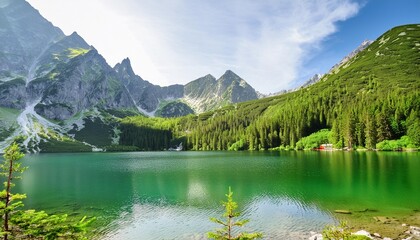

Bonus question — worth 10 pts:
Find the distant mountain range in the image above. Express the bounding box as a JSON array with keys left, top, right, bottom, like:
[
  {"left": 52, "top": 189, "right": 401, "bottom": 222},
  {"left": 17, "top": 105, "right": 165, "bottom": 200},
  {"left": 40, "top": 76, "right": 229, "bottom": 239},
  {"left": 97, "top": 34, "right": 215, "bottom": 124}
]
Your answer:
[
  {"left": 114, "top": 58, "right": 258, "bottom": 116},
  {"left": 0, "top": 0, "right": 259, "bottom": 152}
]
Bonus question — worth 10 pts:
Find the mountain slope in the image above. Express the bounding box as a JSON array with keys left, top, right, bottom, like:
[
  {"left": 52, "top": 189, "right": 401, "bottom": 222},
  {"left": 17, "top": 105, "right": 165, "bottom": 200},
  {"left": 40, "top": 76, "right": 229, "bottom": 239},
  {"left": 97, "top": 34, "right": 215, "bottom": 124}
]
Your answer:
[
  {"left": 0, "top": 0, "right": 139, "bottom": 151},
  {"left": 0, "top": 0, "right": 259, "bottom": 152},
  {"left": 328, "top": 40, "right": 373, "bottom": 74},
  {"left": 184, "top": 70, "right": 259, "bottom": 113},
  {"left": 35, "top": 49, "right": 137, "bottom": 120},
  {"left": 292, "top": 39, "right": 373, "bottom": 92},
  {"left": 119, "top": 24, "right": 420, "bottom": 151},
  {"left": 0, "top": 0, "right": 64, "bottom": 80}
]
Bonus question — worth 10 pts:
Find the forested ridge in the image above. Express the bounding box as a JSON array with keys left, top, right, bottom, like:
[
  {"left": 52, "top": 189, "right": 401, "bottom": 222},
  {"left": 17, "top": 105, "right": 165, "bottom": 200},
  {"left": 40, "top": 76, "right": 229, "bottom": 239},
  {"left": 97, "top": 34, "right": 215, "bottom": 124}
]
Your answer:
[{"left": 118, "top": 24, "right": 420, "bottom": 151}]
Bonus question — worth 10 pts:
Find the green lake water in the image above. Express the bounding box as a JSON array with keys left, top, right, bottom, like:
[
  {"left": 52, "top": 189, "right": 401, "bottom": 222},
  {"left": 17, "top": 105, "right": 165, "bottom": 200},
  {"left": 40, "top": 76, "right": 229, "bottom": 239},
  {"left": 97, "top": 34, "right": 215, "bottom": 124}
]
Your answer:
[{"left": 15, "top": 151, "right": 420, "bottom": 239}]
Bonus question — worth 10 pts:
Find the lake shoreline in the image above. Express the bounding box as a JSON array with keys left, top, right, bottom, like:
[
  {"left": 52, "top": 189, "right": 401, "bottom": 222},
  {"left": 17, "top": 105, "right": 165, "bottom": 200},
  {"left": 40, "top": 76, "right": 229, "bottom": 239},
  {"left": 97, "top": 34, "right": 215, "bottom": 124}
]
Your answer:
[
  {"left": 45, "top": 148, "right": 420, "bottom": 154},
  {"left": 326, "top": 211, "right": 420, "bottom": 239}
]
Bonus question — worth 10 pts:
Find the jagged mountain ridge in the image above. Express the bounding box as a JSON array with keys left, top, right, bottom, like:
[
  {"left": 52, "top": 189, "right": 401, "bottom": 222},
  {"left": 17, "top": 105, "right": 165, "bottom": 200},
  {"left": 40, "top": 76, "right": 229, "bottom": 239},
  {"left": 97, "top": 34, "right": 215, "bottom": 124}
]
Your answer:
[
  {"left": 328, "top": 39, "right": 373, "bottom": 74},
  {"left": 184, "top": 70, "right": 259, "bottom": 113},
  {"left": 300, "top": 40, "right": 373, "bottom": 91},
  {"left": 113, "top": 58, "right": 259, "bottom": 115},
  {"left": 299, "top": 73, "right": 324, "bottom": 89},
  {"left": 271, "top": 39, "right": 374, "bottom": 97},
  {"left": 0, "top": 0, "right": 259, "bottom": 152}
]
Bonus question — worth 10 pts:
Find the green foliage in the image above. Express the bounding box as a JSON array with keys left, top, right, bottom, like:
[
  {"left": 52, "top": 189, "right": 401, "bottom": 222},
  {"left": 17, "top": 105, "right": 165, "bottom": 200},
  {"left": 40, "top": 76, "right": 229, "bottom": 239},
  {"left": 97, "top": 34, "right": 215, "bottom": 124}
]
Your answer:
[
  {"left": 103, "top": 109, "right": 140, "bottom": 118},
  {"left": 376, "top": 135, "right": 416, "bottom": 151},
  {"left": 376, "top": 140, "right": 401, "bottom": 151},
  {"left": 68, "top": 117, "right": 114, "bottom": 147},
  {"left": 67, "top": 48, "right": 90, "bottom": 58},
  {"left": 322, "top": 221, "right": 371, "bottom": 240},
  {"left": 295, "top": 129, "right": 331, "bottom": 150},
  {"left": 117, "top": 24, "right": 420, "bottom": 152},
  {"left": 406, "top": 109, "right": 420, "bottom": 146},
  {"left": 323, "top": 221, "right": 352, "bottom": 240},
  {"left": 11, "top": 211, "right": 94, "bottom": 240},
  {"left": 119, "top": 115, "right": 189, "bottom": 150},
  {"left": 0, "top": 143, "right": 94, "bottom": 239},
  {"left": 38, "top": 138, "right": 92, "bottom": 153},
  {"left": 103, "top": 145, "right": 139, "bottom": 152},
  {"left": 228, "top": 139, "right": 247, "bottom": 151},
  {"left": 208, "top": 187, "right": 262, "bottom": 240},
  {"left": 155, "top": 101, "right": 194, "bottom": 118},
  {"left": 1, "top": 142, "right": 27, "bottom": 240}
]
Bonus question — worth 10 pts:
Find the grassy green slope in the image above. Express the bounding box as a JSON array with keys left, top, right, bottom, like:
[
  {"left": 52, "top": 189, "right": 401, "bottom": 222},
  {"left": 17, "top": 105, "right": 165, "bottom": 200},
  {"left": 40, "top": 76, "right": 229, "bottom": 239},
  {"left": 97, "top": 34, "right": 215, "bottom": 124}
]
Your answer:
[
  {"left": 252, "top": 24, "right": 420, "bottom": 147},
  {"left": 318, "top": 24, "right": 419, "bottom": 97}
]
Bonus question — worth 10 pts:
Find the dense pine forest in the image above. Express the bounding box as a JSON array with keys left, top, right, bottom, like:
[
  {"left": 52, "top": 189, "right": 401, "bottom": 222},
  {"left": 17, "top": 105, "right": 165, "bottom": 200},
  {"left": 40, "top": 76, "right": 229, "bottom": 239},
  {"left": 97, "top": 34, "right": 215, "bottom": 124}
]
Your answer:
[{"left": 118, "top": 24, "right": 420, "bottom": 151}]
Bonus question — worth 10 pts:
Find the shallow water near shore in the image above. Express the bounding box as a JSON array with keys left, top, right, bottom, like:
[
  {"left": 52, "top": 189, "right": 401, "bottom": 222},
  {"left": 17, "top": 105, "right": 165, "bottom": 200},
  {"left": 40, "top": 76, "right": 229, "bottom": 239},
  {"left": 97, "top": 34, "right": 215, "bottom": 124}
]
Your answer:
[{"left": 16, "top": 151, "right": 420, "bottom": 239}]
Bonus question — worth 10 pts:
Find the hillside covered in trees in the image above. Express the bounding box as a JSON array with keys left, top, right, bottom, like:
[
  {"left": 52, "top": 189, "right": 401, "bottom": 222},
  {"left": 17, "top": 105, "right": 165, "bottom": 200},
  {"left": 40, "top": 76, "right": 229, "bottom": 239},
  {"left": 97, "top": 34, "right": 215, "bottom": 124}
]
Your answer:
[{"left": 118, "top": 24, "right": 420, "bottom": 151}]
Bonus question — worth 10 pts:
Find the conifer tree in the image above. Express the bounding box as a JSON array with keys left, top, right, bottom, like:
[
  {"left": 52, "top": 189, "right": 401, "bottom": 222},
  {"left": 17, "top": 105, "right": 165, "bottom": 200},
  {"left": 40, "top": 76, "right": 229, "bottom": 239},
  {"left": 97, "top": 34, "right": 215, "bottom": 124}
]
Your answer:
[
  {"left": 407, "top": 110, "right": 420, "bottom": 146},
  {"left": 0, "top": 142, "right": 94, "bottom": 239},
  {"left": 208, "top": 187, "right": 262, "bottom": 240},
  {"left": 343, "top": 111, "right": 356, "bottom": 149},
  {"left": 0, "top": 142, "right": 25, "bottom": 240}
]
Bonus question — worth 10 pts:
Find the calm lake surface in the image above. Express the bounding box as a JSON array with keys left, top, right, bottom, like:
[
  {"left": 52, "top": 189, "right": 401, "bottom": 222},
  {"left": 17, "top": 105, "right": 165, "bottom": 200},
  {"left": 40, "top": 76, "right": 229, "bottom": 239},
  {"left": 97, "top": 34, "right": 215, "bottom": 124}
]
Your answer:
[{"left": 16, "top": 151, "right": 420, "bottom": 239}]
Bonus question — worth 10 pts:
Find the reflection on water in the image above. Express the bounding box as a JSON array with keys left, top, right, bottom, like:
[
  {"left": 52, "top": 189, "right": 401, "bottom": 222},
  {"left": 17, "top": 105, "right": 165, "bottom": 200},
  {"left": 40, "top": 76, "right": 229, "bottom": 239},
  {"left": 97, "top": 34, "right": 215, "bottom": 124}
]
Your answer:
[
  {"left": 103, "top": 203, "right": 216, "bottom": 240},
  {"left": 103, "top": 197, "right": 332, "bottom": 240},
  {"left": 16, "top": 151, "right": 420, "bottom": 239}
]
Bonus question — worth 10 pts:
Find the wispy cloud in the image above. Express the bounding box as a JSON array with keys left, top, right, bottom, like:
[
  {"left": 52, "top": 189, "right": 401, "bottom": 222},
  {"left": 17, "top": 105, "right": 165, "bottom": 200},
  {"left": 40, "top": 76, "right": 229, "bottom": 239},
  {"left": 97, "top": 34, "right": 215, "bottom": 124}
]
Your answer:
[{"left": 28, "top": 0, "right": 360, "bottom": 93}]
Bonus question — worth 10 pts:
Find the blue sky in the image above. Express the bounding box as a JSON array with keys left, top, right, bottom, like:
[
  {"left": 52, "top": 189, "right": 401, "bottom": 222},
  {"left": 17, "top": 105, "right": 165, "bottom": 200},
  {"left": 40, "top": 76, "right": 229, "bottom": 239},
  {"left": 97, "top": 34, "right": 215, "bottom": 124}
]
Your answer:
[
  {"left": 298, "top": 0, "right": 420, "bottom": 87},
  {"left": 27, "top": 0, "right": 420, "bottom": 94}
]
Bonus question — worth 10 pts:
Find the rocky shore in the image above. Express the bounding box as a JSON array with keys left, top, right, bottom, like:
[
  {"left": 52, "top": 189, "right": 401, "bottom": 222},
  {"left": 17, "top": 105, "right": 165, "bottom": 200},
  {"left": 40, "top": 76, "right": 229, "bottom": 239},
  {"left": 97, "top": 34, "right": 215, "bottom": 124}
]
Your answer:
[{"left": 309, "top": 224, "right": 420, "bottom": 240}]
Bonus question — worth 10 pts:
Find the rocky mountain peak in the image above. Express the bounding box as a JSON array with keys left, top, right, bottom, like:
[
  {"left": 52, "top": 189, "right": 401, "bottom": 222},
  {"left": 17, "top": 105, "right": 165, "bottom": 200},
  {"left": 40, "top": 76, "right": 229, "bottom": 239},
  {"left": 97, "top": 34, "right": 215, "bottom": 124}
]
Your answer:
[
  {"left": 113, "top": 57, "right": 143, "bottom": 86},
  {"left": 68, "top": 31, "right": 86, "bottom": 42},
  {"left": 300, "top": 73, "right": 323, "bottom": 89},
  {"left": 329, "top": 40, "right": 373, "bottom": 74},
  {"left": 224, "top": 69, "right": 235, "bottom": 75},
  {"left": 360, "top": 39, "right": 372, "bottom": 47},
  {"left": 217, "top": 70, "right": 243, "bottom": 90},
  {"left": 220, "top": 69, "right": 240, "bottom": 80},
  {"left": 114, "top": 57, "right": 135, "bottom": 76},
  {"left": 198, "top": 74, "right": 217, "bottom": 83},
  {"left": 219, "top": 70, "right": 252, "bottom": 88},
  {"left": 121, "top": 57, "right": 131, "bottom": 65},
  {"left": 203, "top": 73, "right": 216, "bottom": 80},
  {"left": 183, "top": 70, "right": 258, "bottom": 113},
  {"left": 57, "top": 32, "right": 90, "bottom": 50}
]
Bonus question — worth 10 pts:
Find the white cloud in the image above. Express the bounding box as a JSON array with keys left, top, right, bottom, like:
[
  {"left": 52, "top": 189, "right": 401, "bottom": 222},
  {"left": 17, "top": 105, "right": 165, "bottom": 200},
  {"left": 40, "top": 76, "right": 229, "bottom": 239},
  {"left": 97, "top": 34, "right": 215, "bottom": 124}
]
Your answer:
[{"left": 27, "top": 0, "right": 360, "bottom": 94}]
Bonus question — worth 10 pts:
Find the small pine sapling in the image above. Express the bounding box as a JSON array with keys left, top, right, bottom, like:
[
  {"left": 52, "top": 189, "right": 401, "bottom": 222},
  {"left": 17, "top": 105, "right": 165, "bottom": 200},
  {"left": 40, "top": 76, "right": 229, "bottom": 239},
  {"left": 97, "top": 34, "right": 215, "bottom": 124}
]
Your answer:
[{"left": 208, "top": 187, "right": 262, "bottom": 240}]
